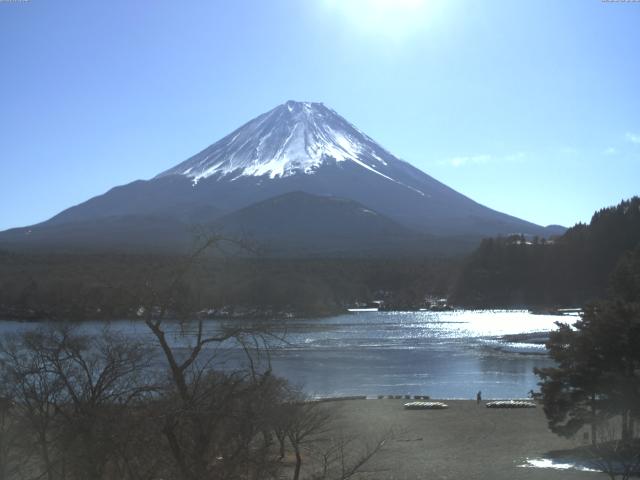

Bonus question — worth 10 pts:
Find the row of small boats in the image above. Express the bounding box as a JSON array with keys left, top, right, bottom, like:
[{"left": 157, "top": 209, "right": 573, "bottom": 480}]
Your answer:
[
  {"left": 485, "top": 400, "right": 536, "bottom": 408},
  {"left": 404, "top": 401, "right": 449, "bottom": 410},
  {"left": 403, "top": 400, "right": 537, "bottom": 410},
  {"left": 378, "top": 394, "right": 431, "bottom": 400}
]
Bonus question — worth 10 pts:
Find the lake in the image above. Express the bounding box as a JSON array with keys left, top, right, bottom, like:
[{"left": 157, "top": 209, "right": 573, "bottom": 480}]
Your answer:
[{"left": 0, "top": 310, "right": 569, "bottom": 399}]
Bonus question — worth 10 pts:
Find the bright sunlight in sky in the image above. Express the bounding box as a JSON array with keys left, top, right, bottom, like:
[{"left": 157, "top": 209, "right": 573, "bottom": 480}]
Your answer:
[
  {"left": 0, "top": 0, "right": 638, "bottom": 231},
  {"left": 323, "top": 0, "right": 445, "bottom": 41}
]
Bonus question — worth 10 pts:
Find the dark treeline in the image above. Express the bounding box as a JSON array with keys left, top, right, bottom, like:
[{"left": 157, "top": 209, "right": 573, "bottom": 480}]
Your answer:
[
  {"left": 3, "top": 196, "right": 639, "bottom": 319},
  {"left": 451, "top": 197, "right": 640, "bottom": 308},
  {"left": 0, "top": 250, "right": 460, "bottom": 320}
]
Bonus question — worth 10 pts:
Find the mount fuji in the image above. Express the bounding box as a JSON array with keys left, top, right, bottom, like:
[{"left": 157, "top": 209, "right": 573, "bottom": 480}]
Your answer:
[{"left": 0, "top": 101, "right": 563, "bottom": 255}]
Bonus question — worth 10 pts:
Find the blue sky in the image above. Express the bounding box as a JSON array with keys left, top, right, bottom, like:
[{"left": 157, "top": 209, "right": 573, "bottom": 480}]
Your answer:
[{"left": 0, "top": 0, "right": 638, "bottom": 231}]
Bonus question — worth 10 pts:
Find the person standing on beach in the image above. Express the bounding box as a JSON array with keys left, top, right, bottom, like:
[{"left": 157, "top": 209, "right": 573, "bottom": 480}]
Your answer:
[{"left": 476, "top": 391, "right": 482, "bottom": 405}]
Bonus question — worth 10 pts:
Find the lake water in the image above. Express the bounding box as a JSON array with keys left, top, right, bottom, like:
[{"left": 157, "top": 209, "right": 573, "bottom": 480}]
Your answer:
[{"left": 0, "top": 310, "right": 569, "bottom": 399}]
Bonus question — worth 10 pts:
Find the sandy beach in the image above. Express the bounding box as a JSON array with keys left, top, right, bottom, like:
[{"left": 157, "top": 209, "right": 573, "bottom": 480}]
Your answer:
[{"left": 319, "top": 399, "right": 605, "bottom": 480}]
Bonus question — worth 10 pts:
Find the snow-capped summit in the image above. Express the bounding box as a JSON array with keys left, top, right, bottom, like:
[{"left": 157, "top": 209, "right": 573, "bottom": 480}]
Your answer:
[{"left": 156, "top": 100, "right": 410, "bottom": 188}]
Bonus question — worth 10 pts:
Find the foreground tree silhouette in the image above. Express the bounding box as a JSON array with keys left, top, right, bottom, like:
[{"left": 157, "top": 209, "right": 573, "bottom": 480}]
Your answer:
[
  {"left": 135, "top": 235, "right": 393, "bottom": 480},
  {"left": 535, "top": 247, "right": 640, "bottom": 478},
  {"left": 132, "top": 236, "right": 282, "bottom": 478},
  {"left": 0, "top": 327, "right": 153, "bottom": 480},
  {"left": 0, "top": 235, "right": 391, "bottom": 479}
]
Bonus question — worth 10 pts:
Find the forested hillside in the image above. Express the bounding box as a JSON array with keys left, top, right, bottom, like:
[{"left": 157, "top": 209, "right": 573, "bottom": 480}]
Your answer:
[
  {"left": 0, "top": 251, "right": 457, "bottom": 320},
  {"left": 451, "top": 197, "right": 640, "bottom": 308},
  {"left": 3, "top": 197, "right": 638, "bottom": 320}
]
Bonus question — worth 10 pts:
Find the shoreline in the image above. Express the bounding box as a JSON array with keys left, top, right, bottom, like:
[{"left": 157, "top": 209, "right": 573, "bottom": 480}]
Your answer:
[
  {"left": 315, "top": 395, "right": 537, "bottom": 402},
  {"left": 0, "top": 306, "right": 580, "bottom": 323}
]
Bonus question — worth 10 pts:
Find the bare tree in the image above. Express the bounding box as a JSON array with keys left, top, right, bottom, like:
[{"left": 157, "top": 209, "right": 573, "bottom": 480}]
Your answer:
[
  {"left": 131, "top": 235, "right": 394, "bottom": 480},
  {"left": 284, "top": 401, "right": 332, "bottom": 480},
  {"left": 140, "top": 294, "right": 282, "bottom": 479},
  {"left": 131, "top": 235, "right": 289, "bottom": 479},
  {"left": 0, "top": 395, "right": 18, "bottom": 480},
  {"left": 311, "top": 432, "right": 390, "bottom": 480},
  {"left": 0, "top": 330, "right": 65, "bottom": 480},
  {"left": 586, "top": 419, "right": 640, "bottom": 480},
  {"left": 277, "top": 395, "right": 393, "bottom": 480},
  {"left": 0, "top": 326, "right": 154, "bottom": 480}
]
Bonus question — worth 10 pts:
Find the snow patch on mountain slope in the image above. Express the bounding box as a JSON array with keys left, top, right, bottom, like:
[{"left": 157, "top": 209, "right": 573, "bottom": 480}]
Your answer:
[{"left": 156, "top": 101, "right": 423, "bottom": 194}]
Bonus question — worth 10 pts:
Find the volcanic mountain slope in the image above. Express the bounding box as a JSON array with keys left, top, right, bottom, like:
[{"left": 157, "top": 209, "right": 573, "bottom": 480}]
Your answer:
[
  {"left": 213, "top": 191, "right": 435, "bottom": 256},
  {"left": 0, "top": 100, "right": 562, "bottom": 254}
]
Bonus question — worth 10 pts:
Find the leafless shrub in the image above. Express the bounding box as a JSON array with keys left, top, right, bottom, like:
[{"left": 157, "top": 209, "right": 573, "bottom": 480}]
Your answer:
[
  {"left": 586, "top": 418, "right": 640, "bottom": 480},
  {"left": 0, "top": 326, "right": 154, "bottom": 480}
]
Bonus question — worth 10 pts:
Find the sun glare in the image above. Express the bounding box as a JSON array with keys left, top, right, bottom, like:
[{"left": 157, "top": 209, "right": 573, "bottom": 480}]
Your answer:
[{"left": 323, "top": 0, "right": 442, "bottom": 41}]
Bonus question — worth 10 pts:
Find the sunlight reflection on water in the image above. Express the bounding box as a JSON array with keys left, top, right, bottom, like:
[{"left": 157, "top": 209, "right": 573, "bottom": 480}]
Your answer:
[{"left": 0, "top": 310, "right": 568, "bottom": 399}]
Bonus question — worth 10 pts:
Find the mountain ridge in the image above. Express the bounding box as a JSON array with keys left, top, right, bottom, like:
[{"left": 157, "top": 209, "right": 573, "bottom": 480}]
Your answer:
[{"left": 0, "top": 100, "right": 565, "bottom": 254}]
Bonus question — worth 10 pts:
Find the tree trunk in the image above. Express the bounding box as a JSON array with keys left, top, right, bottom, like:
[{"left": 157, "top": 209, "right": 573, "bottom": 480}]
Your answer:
[
  {"left": 0, "top": 428, "right": 5, "bottom": 480},
  {"left": 145, "top": 320, "right": 190, "bottom": 401},
  {"left": 163, "top": 418, "right": 194, "bottom": 480},
  {"left": 591, "top": 395, "right": 597, "bottom": 447},
  {"left": 261, "top": 429, "right": 272, "bottom": 449},
  {"left": 293, "top": 447, "right": 302, "bottom": 480},
  {"left": 276, "top": 431, "right": 286, "bottom": 459},
  {"left": 40, "top": 440, "right": 54, "bottom": 480},
  {"left": 621, "top": 409, "right": 631, "bottom": 443}
]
